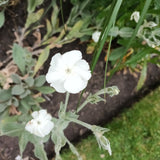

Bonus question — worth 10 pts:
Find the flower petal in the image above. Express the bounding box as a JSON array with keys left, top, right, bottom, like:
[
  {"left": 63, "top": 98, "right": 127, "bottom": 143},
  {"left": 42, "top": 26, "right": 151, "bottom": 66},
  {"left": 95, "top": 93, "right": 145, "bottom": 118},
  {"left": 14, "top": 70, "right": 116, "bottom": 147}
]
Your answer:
[
  {"left": 50, "top": 80, "right": 66, "bottom": 93},
  {"left": 74, "top": 60, "right": 91, "bottom": 80},
  {"left": 62, "top": 50, "right": 82, "bottom": 67},
  {"left": 64, "top": 74, "right": 87, "bottom": 94},
  {"left": 46, "top": 71, "right": 65, "bottom": 83}
]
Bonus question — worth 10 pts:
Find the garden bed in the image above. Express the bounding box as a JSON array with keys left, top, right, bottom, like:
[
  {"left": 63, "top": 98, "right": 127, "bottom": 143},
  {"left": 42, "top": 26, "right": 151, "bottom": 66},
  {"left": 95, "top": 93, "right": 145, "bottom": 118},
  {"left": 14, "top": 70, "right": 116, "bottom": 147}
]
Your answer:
[{"left": 0, "top": 1, "right": 160, "bottom": 160}]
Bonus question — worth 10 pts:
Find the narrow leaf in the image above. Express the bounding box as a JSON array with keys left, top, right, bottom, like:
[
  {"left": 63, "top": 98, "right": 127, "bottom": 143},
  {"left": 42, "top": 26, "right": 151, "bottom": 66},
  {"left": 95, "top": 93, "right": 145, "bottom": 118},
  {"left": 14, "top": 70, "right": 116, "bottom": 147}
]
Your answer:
[
  {"left": 34, "top": 86, "right": 55, "bottom": 94},
  {"left": 136, "top": 61, "right": 147, "bottom": 91},
  {"left": 12, "top": 43, "right": 26, "bottom": 75},
  {"left": 34, "top": 47, "right": 50, "bottom": 75},
  {"left": 0, "top": 10, "right": 5, "bottom": 28},
  {"left": 34, "top": 144, "right": 48, "bottom": 160}
]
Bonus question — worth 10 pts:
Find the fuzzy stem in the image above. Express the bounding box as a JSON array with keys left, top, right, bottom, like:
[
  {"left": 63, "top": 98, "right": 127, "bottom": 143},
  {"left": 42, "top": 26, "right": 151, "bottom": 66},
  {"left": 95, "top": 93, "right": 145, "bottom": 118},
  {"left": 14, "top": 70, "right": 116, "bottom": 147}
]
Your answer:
[{"left": 64, "top": 92, "right": 70, "bottom": 113}]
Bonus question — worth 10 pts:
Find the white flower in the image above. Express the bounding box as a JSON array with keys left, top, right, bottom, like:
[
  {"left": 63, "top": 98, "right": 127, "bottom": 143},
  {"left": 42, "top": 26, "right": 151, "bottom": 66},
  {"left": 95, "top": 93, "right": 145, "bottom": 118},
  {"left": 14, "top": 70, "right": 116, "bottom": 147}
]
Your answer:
[
  {"left": 15, "top": 155, "right": 22, "bottom": 160},
  {"left": 130, "top": 11, "right": 140, "bottom": 23},
  {"left": 46, "top": 50, "right": 91, "bottom": 94},
  {"left": 25, "top": 110, "right": 54, "bottom": 137},
  {"left": 92, "top": 31, "right": 101, "bottom": 42}
]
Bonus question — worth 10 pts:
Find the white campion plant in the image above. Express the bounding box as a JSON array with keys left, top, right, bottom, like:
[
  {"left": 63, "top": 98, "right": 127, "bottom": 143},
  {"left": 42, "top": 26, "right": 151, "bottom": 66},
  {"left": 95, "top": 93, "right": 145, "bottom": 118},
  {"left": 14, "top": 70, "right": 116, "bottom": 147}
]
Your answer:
[
  {"left": 12, "top": 50, "right": 120, "bottom": 160},
  {"left": 130, "top": 11, "right": 140, "bottom": 23},
  {"left": 46, "top": 50, "right": 91, "bottom": 94},
  {"left": 25, "top": 110, "right": 54, "bottom": 137},
  {"left": 92, "top": 31, "right": 101, "bottom": 43}
]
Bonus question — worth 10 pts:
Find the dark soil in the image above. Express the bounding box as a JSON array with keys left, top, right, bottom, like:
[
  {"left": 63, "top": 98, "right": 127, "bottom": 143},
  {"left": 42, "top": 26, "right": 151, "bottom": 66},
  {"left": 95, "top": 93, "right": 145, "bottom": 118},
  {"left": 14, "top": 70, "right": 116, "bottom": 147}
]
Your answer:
[{"left": 0, "top": 1, "right": 160, "bottom": 160}]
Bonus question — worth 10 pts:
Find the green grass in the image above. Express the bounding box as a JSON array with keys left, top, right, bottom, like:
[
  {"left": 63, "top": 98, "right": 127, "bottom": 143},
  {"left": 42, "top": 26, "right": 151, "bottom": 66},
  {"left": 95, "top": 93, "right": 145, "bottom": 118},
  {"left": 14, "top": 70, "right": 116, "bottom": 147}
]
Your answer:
[{"left": 61, "top": 87, "right": 160, "bottom": 160}]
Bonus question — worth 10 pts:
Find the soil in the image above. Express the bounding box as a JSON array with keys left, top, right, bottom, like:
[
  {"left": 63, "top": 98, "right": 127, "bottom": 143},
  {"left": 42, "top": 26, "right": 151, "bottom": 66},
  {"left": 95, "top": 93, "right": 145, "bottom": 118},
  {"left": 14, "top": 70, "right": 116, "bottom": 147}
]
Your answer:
[{"left": 0, "top": 1, "right": 160, "bottom": 160}]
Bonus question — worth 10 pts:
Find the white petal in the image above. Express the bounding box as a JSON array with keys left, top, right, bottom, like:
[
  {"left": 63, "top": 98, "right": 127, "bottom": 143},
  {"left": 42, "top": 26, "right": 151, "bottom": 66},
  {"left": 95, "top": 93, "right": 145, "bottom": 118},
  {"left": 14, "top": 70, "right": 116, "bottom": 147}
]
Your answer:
[
  {"left": 50, "top": 80, "right": 66, "bottom": 93},
  {"left": 92, "top": 31, "right": 101, "bottom": 43},
  {"left": 74, "top": 60, "right": 91, "bottom": 80},
  {"left": 64, "top": 75, "right": 87, "bottom": 94},
  {"left": 46, "top": 71, "right": 66, "bottom": 83},
  {"left": 62, "top": 50, "right": 82, "bottom": 67},
  {"left": 50, "top": 53, "right": 62, "bottom": 66}
]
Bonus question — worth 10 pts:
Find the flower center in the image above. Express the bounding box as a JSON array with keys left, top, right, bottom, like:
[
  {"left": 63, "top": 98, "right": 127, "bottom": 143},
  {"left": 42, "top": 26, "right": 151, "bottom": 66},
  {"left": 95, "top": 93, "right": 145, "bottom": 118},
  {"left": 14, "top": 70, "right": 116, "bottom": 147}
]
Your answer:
[{"left": 65, "top": 68, "right": 72, "bottom": 74}]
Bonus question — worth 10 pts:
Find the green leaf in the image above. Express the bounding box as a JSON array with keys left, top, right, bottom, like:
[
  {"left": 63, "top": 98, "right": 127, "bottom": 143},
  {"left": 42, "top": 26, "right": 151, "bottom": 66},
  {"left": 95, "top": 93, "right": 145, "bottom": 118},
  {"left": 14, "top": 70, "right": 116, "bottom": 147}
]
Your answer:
[
  {"left": 25, "top": 77, "right": 34, "bottom": 87},
  {"left": 136, "top": 61, "right": 147, "bottom": 91},
  {"left": 0, "top": 10, "right": 5, "bottom": 28},
  {"left": 34, "top": 97, "right": 46, "bottom": 103},
  {"left": 119, "top": 27, "right": 134, "bottom": 38},
  {"left": 34, "top": 86, "right": 55, "bottom": 94},
  {"left": 19, "top": 90, "right": 31, "bottom": 99},
  {"left": 12, "top": 43, "right": 26, "bottom": 75},
  {"left": 27, "top": 0, "right": 44, "bottom": 13},
  {"left": 11, "top": 74, "right": 21, "bottom": 84},
  {"left": 25, "top": 9, "right": 44, "bottom": 29},
  {"left": 43, "top": 19, "right": 53, "bottom": 41},
  {"left": 34, "top": 47, "right": 50, "bottom": 75},
  {"left": 12, "top": 85, "right": 25, "bottom": 95},
  {"left": 19, "top": 131, "right": 30, "bottom": 156},
  {"left": 34, "top": 75, "right": 46, "bottom": 87},
  {"left": 109, "top": 47, "right": 125, "bottom": 61},
  {"left": 51, "top": 3, "right": 59, "bottom": 30},
  {"left": 0, "top": 89, "right": 11, "bottom": 102},
  {"left": 34, "top": 144, "right": 48, "bottom": 160},
  {"left": 0, "top": 103, "right": 8, "bottom": 113},
  {"left": 20, "top": 98, "right": 31, "bottom": 111},
  {"left": 0, "top": 120, "right": 24, "bottom": 137}
]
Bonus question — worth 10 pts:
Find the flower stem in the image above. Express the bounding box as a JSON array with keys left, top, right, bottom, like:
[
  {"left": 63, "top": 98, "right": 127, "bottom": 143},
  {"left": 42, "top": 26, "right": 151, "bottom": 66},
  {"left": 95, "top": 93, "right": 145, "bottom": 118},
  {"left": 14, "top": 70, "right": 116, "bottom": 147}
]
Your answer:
[
  {"left": 64, "top": 92, "right": 70, "bottom": 113},
  {"left": 68, "top": 118, "right": 92, "bottom": 130}
]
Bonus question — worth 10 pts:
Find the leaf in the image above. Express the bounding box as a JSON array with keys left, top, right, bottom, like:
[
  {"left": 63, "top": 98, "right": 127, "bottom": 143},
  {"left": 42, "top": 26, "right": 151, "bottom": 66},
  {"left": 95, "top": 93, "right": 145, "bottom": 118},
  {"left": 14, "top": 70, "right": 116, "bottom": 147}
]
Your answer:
[
  {"left": 0, "top": 120, "right": 24, "bottom": 137},
  {"left": 12, "top": 85, "right": 25, "bottom": 95},
  {"left": 34, "top": 144, "right": 48, "bottom": 160},
  {"left": 109, "top": 47, "right": 125, "bottom": 61},
  {"left": 119, "top": 27, "right": 134, "bottom": 38},
  {"left": 0, "top": 10, "right": 5, "bottom": 28},
  {"left": 25, "top": 77, "right": 34, "bottom": 87},
  {"left": 34, "top": 86, "right": 55, "bottom": 94},
  {"left": 20, "top": 98, "right": 31, "bottom": 111},
  {"left": 11, "top": 74, "right": 21, "bottom": 84},
  {"left": 34, "top": 47, "right": 50, "bottom": 75},
  {"left": 27, "top": 0, "right": 44, "bottom": 13},
  {"left": 0, "top": 103, "right": 8, "bottom": 113},
  {"left": 19, "top": 90, "right": 31, "bottom": 99},
  {"left": 12, "top": 43, "right": 26, "bottom": 75},
  {"left": 19, "top": 131, "right": 30, "bottom": 156},
  {"left": 34, "top": 75, "right": 46, "bottom": 87},
  {"left": 0, "top": 89, "right": 11, "bottom": 102},
  {"left": 43, "top": 19, "right": 52, "bottom": 41},
  {"left": 34, "top": 97, "right": 45, "bottom": 103},
  {"left": 51, "top": 3, "right": 59, "bottom": 30},
  {"left": 25, "top": 9, "right": 44, "bottom": 29},
  {"left": 136, "top": 61, "right": 147, "bottom": 91}
]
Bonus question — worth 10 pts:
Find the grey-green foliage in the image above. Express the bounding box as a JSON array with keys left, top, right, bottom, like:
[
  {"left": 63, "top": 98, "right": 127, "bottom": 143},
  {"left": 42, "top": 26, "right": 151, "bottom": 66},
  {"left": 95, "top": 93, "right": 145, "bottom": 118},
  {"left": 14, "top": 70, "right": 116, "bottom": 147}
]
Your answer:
[
  {"left": 27, "top": 0, "right": 44, "bottom": 13},
  {"left": 0, "top": 10, "right": 5, "bottom": 28},
  {"left": 0, "top": 73, "right": 54, "bottom": 114}
]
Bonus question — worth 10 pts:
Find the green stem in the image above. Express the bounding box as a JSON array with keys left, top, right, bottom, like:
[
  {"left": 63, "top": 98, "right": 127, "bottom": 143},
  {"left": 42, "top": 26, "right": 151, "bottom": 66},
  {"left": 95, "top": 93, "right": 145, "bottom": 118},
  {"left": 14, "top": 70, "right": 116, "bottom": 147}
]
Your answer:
[
  {"left": 77, "top": 99, "right": 88, "bottom": 113},
  {"left": 60, "top": 0, "right": 66, "bottom": 33},
  {"left": 68, "top": 118, "right": 92, "bottom": 130},
  {"left": 64, "top": 92, "right": 70, "bottom": 113}
]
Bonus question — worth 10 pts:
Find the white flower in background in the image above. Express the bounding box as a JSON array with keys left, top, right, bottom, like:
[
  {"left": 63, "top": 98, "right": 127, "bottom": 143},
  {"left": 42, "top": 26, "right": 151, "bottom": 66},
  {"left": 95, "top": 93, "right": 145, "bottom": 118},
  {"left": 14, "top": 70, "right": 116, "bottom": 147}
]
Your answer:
[
  {"left": 92, "top": 31, "right": 101, "bottom": 43},
  {"left": 130, "top": 11, "right": 140, "bottom": 23},
  {"left": 25, "top": 110, "right": 54, "bottom": 137},
  {"left": 46, "top": 50, "right": 91, "bottom": 94},
  {"left": 15, "top": 155, "right": 22, "bottom": 160}
]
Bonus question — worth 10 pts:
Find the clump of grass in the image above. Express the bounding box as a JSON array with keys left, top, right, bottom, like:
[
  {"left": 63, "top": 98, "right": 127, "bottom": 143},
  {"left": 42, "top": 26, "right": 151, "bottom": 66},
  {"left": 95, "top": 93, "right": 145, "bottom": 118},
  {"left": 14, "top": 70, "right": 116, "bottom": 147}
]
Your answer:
[{"left": 61, "top": 87, "right": 160, "bottom": 160}]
